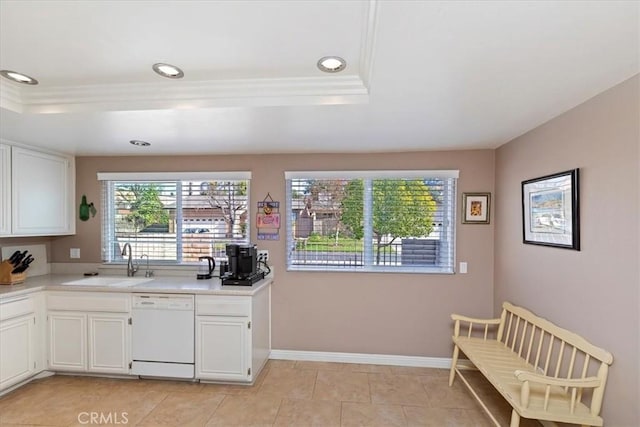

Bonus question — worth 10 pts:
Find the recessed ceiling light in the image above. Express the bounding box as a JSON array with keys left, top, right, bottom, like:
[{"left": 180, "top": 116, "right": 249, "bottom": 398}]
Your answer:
[
  {"left": 0, "top": 70, "right": 38, "bottom": 85},
  {"left": 130, "top": 140, "right": 151, "bottom": 147},
  {"left": 317, "top": 56, "right": 346, "bottom": 73},
  {"left": 152, "top": 63, "right": 184, "bottom": 79}
]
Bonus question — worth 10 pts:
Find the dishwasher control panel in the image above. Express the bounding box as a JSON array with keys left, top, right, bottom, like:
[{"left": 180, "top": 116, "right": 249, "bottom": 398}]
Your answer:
[{"left": 132, "top": 293, "right": 194, "bottom": 310}]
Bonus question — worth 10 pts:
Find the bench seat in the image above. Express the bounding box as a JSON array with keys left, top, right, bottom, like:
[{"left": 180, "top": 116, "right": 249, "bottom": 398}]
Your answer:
[
  {"left": 455, "top": 336, "right": 600, "bottom": 426},
  {"left": 449, "top": 303, "right": 613, "bottom": 427}
]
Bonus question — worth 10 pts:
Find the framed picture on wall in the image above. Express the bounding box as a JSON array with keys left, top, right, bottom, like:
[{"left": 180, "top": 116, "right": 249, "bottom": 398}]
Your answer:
[
  {"left": 522, "top": 169, "right": 580, "bottom": 250},
  {"left": 462, "top": 193, "right": 491, "bottom": 224}
]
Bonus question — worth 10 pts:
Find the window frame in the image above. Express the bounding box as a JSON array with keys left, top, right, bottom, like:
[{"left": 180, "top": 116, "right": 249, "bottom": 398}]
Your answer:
[
  {"left": 98, "top": 171, "right": 250, "bottom": 265},
  {"left": 285, "top": 170, "right": 458, "bottom": 274}
]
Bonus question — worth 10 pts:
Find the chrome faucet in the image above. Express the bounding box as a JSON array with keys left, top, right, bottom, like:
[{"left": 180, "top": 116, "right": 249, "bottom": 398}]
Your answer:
[
  {"left": 121, "top": 243, "right": 138, "bottom": 277},
  {"left": 140, "top": 254, "right": 153, "bottom": 278}
]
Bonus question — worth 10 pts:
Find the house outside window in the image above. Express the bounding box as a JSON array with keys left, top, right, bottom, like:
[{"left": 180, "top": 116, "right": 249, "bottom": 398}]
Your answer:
[
  {"left": 98, "top": 172, "right": 250, "bottom": 264},
  {"left": 285, "top": 170, "right": 458, "bottom": 273}
]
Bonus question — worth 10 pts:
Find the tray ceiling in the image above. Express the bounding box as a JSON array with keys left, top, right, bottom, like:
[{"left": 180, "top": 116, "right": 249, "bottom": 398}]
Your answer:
[{"left": 0, "top": 0, "right": 637, "bottom": 155}]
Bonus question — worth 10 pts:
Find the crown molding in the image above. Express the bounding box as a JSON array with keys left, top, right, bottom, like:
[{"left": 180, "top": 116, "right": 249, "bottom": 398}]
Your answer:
[
  {"left": 0, "top": 1, "right": 378, "bottom": 114},
  {"left": 0, "top": 79, "right": 24, "bottom": 113},
  {"left": 1, "top": 75, "right": 369, "bottom": 114},
  {"left": 359, "top": 0, "right": 379, "bottom": 89}
]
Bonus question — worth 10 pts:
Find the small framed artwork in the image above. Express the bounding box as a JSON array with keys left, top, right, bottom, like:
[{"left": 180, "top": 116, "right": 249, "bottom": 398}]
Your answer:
[
  {"left": 462, "top": 193, "right": 491, "bottom": 224},
  {"left": 522, "top": 169, "right": 579, "bottom": 250}
]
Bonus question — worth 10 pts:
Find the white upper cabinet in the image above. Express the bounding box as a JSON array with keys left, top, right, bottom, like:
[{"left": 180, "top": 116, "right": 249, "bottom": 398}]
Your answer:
[
  {"left": 0, "top": 144, "right": 10, "bottom": 235},
  {"left": 6, "top": 144, "right": 75, "bottom": 236}
]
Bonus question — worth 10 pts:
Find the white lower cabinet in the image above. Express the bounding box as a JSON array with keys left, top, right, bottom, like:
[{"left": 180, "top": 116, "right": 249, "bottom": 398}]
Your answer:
[
  {"left": 2, "top": 281, "right": 271, "bottom": 392},
  {"left": 47, "top": 292, "right": 131, "bottom": 375},
  {"left": 0, "top": 314, "right": 36, "bottom": 389},
  {"left": 0, "top": 294, "right": 42, "bottom": 392},
  {"left": 48, "top": 311, "right": 86, "bottom": 371},
  {"left": 88, "top": 313, "right": 130, "bottom": 373},
  {"left": 196, "top": 316, "right": 249, "bottom": 382},
  {"left": 195, "top": 282, "right": 271, "bottom": 384}
]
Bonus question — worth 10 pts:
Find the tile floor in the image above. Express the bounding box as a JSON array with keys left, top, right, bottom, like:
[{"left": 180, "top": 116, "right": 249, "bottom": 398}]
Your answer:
[{"left": 0, "top": 360, "right": 541, "bottom": 426}]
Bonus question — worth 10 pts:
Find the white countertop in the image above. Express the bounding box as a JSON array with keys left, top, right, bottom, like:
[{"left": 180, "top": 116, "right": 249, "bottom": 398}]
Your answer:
[{"left": 0, "top": 273, "right": 272, "bottom": 299}]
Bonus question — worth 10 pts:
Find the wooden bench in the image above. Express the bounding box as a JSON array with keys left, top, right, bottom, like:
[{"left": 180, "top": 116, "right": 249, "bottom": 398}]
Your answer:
[{"left": 449, "top": 302, "right": 613, "bottom": 427}]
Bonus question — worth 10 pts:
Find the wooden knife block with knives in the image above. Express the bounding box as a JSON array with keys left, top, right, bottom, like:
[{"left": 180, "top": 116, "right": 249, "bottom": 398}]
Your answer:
[
  {"left": 0, "top": 250, "right": 34, "bottom": 285},
  {"left": 0, "top": 261, "right": 26, "bottom": 285}
]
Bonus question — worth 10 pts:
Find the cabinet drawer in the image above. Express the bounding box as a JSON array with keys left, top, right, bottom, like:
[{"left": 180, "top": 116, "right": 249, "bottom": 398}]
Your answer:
[
  {"left": 0, "top": 296, "right": 34, "bottom": 322},
  {"left": 47, "top": 292, "right": 130, "bottom": 313},
  {"left": 196, "top": 296, "right": 250, "bottom": 316}
]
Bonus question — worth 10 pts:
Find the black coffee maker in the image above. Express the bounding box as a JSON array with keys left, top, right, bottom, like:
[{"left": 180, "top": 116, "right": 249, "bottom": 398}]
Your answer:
[
  {"left": 222, "top": 243, "right": 263, "bottom": 286},
  {"left": 226, "top": 243, "right": 257, "bottom": 278}
]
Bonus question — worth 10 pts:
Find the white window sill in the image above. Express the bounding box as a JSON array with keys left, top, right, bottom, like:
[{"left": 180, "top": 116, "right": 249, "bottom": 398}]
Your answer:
[{"left": 286, "top": 265, "right": 454, "bottom": 274}]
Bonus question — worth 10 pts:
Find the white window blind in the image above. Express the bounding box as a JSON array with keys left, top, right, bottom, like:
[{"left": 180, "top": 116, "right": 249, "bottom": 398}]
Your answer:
[
  {"left": 285, "top": 170, "right": 458, "bottom": 273},
  {"left": 99, "top": 173, "right": 250, "bottom": 264}
]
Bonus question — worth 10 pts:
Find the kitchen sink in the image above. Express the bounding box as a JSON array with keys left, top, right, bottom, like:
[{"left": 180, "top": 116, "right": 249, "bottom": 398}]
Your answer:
[{"left": 60, "top": 277, "right": 154, "bottom": 287}]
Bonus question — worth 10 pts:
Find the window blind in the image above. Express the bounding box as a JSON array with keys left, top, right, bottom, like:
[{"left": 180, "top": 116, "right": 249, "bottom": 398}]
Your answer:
[
  {"left": 285, "top": 171, "right": 457, "bottom": 273},
  {"left": 100, "top": 174, "right": 250, "bottom": 264}
]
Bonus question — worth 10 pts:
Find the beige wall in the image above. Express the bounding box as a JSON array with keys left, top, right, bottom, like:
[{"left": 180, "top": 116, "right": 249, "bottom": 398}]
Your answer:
[
  {"left": 50, "top": 150, "right": 495, "bottom": 357},
  {"left": 495, "top": 75, "right": 639, "bottom": 426}
]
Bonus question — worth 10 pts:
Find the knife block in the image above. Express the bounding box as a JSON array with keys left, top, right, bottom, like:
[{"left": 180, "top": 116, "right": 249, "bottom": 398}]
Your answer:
[{"left": 0, "top": 260, "right": 26, "bottom": 285}]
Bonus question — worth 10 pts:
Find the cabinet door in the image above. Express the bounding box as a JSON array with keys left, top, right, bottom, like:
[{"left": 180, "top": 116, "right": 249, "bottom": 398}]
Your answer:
[
  {"left": 0, "top": 315, "right": 35, "bottom": 390},
  {"left": 48, "top": 312, "right": 86, "bottom": 371},
  {"left": 0, "top": 144, "right": 10, "bottom": 236},
  {"left": 11, "top": 146, "right": 75, "bottom": 235},
  {"left": 196, "top": 316, "right": 249, "bottom": 382},
  {"left": 87, "top": 313, "right": 130, "bottom": 374}
]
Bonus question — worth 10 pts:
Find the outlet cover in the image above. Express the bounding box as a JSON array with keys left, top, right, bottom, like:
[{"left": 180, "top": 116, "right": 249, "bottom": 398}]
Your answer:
[
  {"left": 257, "top": 250, "right": 269, "bottom": 262},
  {"left": 70, "top": 248, "right": 81, "bottom": 259}
]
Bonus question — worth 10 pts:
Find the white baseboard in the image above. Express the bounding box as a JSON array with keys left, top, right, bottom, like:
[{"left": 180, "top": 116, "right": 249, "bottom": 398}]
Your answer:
[{"left": 270, "top": 349, "right": 474, "bottom": 370}]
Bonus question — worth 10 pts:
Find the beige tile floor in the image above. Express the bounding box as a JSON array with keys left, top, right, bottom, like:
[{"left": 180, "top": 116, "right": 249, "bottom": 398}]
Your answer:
[{"left": 0, "top": 360, "right": 541, "bottom": 427}]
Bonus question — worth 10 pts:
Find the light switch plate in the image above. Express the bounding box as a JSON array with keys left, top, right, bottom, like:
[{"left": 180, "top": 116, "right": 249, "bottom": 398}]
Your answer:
[{"left": 459, "top": 262, "right": 468, "bottom": 274}]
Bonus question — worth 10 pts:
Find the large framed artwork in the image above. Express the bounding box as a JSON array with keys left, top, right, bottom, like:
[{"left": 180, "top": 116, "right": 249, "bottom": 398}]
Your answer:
[{"left": 522, "top": 169, "right": 580, "bottom": 250}]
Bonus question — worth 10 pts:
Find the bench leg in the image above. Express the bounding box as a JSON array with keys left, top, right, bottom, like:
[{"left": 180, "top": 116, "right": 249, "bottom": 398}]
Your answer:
[
  {"left": 449, "top": 344, "right": 459, "bottom": 386},
  {"left": 509, "top": 409, "right": 520, "bottom": 427}
]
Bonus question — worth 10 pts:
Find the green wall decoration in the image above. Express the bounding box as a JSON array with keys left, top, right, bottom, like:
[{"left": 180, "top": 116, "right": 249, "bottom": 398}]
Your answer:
[{"left": 79, "top": 195, "right": 97, "bottom": 221}]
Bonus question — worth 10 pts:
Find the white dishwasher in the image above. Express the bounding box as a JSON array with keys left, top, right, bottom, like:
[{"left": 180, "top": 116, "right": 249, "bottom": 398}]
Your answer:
[{"left": 131, "top": 293, "right": 195, "bottom": 379}]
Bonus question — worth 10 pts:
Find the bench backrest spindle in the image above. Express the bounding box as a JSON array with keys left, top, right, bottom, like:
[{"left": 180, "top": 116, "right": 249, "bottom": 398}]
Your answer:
[
  {"left": 543, "top": 335, "right": 555, "bottom": 376},
  {"left": 553, "top": 340, "right": 566, "bottom": 379},
  {"left": 518, "top": 320, "right": 529, "bottom": 357},
  {"left": 496, "top": 307, "right": 507, "bottom": 342},
  {"left": 577, "top": 354, "right": 591, "bottom": 402},
  {"left": 511, "top": 316, "right": 521, "bottom": 351},
  {"left": 566, "top": 347, "right": 578, "bottom": 393},
  {"left": 534, "top": 329, "right": 545, "bottom": 368},
  {"left": 525, "top": 325, "right": 536, "bottom": 364},
  {"left": 505, "top": 312, "right": 514, "bottom": 347}
]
